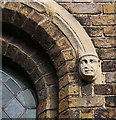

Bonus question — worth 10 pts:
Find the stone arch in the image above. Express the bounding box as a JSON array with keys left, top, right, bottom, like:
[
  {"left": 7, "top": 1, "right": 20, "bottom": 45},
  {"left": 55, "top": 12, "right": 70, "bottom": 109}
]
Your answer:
[{"left": 1, "top": 0, "right": 100, "bottom": 118}]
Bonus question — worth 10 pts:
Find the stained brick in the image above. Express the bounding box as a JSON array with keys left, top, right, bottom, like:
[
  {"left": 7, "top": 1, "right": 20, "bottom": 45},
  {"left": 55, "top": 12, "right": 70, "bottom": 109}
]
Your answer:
[
  {"left": 2, "top": 8, "right": 15, "bottom": 23},
  {"left": 59, "top": 108, "right": 80, "bottom": 118},
  {"left": 105, "top": 96, "right": 116, "bottom": 107},
  {"left": 59, "top": 83, "right": 79, "bottom": 101},
  {"left": 105, "top": 72, "right": 116, "bottom": 83},
  {"left": 84, "top": 27, "right": 103, "bottom": 37},
  {"left": 81, "top": 84, "right": 92, "bottom": 96},
  {"left": 102, "top": 60, "right": 116, "bottom": 72},
  {"left": 60, "top": 4, "right": 101, "bottom": 14},
  {"left": 104, "top": 27, "right": 116, "bottom": 37},
  {"left": 5, "top": 44, "right": 19, "bottom": 60},
  {"left": 59, "top": 73, "right": 79, "bottom": 89},
  {"left": 14, "top": 51, "right": 28, "bottom": 66},
  {"left": 94, "top": 109, "right": 116, "bottom": 118},
  {"left": 92, "top": 37, "right": 116, "bottom": 48},
  {"left": 103, "top": 4, "right": 115, "bottom": 13},
  {"left": 94, "top": 84, "right": 113, "bottom": 95},
  {"left": 92, "top": 15, "right": 115, "bottom": 25},
  {"left": 38, "top": 98, "right": 58, "bottom": 114},
  {"left": 74, "top": 15, "right": 91, "bottom": 26},
  {"left": 2, "top": 40, "right": 8, "bottom": 55},
  {"left": 97, "top": 48, "right": 116, "bottom": 60},
  {"left": 57, "top": 60, "right": 76, "bottom": 78},
  {"left": 23, "top": 57, "right": 37, "bottom": 74},
  {"left": 81, "top": 108, "right": 93, "bottom": 119}
]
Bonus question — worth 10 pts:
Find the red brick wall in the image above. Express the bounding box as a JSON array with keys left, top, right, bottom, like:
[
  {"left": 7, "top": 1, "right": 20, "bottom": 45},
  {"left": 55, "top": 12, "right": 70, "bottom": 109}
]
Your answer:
[{"left": 55, "top": 0, "right": 116, "bottom": 118}]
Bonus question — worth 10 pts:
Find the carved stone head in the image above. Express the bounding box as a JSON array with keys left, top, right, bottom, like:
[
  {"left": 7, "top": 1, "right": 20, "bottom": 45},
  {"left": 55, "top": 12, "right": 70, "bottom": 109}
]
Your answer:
[{"left": 78, "top": 54, "right": 100, "bottom": 83}]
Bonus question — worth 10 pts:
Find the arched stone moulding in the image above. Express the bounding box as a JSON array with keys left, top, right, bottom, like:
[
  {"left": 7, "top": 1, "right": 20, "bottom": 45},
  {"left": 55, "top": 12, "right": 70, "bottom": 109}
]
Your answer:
[{"left": 25, "top": 0, "right": 97, "bottom": 56}]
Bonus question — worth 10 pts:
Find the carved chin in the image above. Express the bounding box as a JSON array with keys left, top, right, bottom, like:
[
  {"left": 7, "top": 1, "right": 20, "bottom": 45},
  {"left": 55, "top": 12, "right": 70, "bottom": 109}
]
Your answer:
[
  {"left": 80, "top": 72, "right": 96, "bottom": 83},
  {"left": 82, "top": 75, "right": 96, "bottom": 83}
]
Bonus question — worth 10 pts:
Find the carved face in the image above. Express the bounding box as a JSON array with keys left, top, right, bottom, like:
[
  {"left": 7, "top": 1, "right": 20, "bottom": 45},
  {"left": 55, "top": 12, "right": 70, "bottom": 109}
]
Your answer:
[{"left": 79, "top": 55, "right": 99, "bottom": 83}]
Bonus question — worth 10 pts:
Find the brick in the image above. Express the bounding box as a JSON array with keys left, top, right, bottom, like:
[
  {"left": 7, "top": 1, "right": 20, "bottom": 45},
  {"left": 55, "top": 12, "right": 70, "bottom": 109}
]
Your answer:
[
  {"left": 60, "top": 4, "right": 101, "bottom": 14},
  {"left": 23, "top": 57, "right": 37, "bottom": 74},
  {"left": 57, "top": 60, "right": 76, "bottom": 78},
  {"left": 102, "top": 60, "right": 116, "bottom": 72},
  {"left": 18, "top": 4, "right": 32, "bottom": 17},
  {"left": 94, "top": 109, "right": 116, "bottom": 118},
  {"left": 59, "top": 96, "right": 103, "bottom": 112},
  {"left": 61, "top": 49, "right": 75, "bottom": 61},
  {"left": 2, "top": 8, "right": 15, "bottom": 23},
  {"left": 103, "top": 4, "right": 115, "bottom": 13},
  {"left": 59, "top": 108, "right": 80, "bottom": 118},
  {"left": 81, "top": 108, "right": 93, "bottom": 119},
  {"left": 92, "top": 37, "right": 116, "bottom": 48},
  {"left": 104, "top": 27, "right": 116, "bottom": 36},
  {"left": 22, "top": 11, "right": 45, "bottom": 35},
  {"left": 59, "top": 83, "right": 79, "bottom": 101},
  {"left": 41, "top": 73, "right": 58, "bottom": 87},
  {"left": 54, "top": 54, "right": 65, "bottom": 69},
  {"left": 84, "top": 27, "right": 103, "bottom": 37},
  {"left": 38, "top": 110, "right": 57, "bottom": 118},
  {"left": 59, "top": 73, "right": 79, "bottom": 89},
  {"left": 2, "top": 40, "right": 8, "bottom": 55},
  {"left": 5, "top": 44, "right": 19, "bottom": 60},
  {"left": 92, "top": 15, "right": 115, "bottom": 25},
  {"left": 49, "top": 37, "right": 71, "bottom": 59},
  {"left": 81, "top": 84, "right": 92, "bottom": 96},
  {"left": 94, "top": 84, "right": 113, "bottom": 95},
  {"left": 4, "top": 2, "right": 20, "bottom": 11},
  {"left": 105, "top": 96, "right": 116, "bottom": 107},
  {"left": 14, "top": 51, "right": 28, "bottom": 66},
  {"left": 30, "top": 67, "right": 42, "bottom": 83},
  {"left": 113, "top": 84, "right": 116, "bottom": 94},
  {"left": 13, "top": 4, "right": 32, "bottom": 27},
  {"left": 38, "top": 98, "right": 58, "bottom": 115},
  {"left": 97, "top": 48, "right": 116, "bottom": 60},
  {"left": 105, "top": 72, "right": 116, "bottom": 83},
  {"left": 74, "top": 15, "right": 91, "bottom": 26},
  {"left": 93, "top": 0, "right": 114, "bottom": 2}
]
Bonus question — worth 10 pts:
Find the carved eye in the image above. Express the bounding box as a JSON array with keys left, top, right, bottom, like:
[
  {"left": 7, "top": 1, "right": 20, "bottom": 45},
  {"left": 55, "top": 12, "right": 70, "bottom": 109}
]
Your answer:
[
  {"left": 83, "top": 59, "right": 87, "bottom": 63},
  {"left": 90, "top": 59, "right": 93, "bottom": 63}
]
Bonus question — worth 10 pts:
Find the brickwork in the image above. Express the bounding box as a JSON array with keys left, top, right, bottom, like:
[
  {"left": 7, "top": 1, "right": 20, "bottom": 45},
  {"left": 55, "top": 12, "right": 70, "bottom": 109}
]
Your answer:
[
  {"left": 55, "top": 0, "right": 116, "bottom": 119},
  {"left": 1, "top": 1, "right": 116, "bottom": 119}
]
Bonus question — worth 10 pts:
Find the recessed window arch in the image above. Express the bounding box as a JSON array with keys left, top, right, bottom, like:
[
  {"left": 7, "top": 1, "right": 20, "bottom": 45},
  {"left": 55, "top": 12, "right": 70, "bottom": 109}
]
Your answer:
[{"left": 0, "top": 57, "right": 38, "bottom": 119}]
